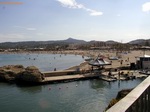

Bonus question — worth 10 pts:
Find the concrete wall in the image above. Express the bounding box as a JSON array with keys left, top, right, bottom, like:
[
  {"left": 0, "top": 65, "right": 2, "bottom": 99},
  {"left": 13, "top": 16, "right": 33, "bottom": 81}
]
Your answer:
[
  {"left": 142, "top": 61, "right": 150, "bottom": 69},
  {"left": 42, "top": 70, "right": 77, "bottom": 77}
]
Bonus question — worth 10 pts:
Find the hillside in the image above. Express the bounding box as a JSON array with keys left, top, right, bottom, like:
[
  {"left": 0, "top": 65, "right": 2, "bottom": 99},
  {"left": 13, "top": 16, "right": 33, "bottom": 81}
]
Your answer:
[
  {"left": 0, "top": 38, "right": 149, "bottom": 49},
  {"left": 0, "top": 38, "right": 86, "bottom": 49},
  {"left": 129, "top": 39, "right": 150, "bottom": 46},
  {"left": 63, "top": 38, "right": 86, "bottom": 43}
]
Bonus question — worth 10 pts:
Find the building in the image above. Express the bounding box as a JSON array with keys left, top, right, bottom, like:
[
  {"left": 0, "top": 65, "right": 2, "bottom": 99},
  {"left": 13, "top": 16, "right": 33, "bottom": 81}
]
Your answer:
[{"left": 137, "top": 55, "right": 150, "bottom": 70}]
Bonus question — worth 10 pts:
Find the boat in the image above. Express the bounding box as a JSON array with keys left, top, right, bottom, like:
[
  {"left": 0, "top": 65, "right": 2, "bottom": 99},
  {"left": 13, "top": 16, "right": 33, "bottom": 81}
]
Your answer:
[
  {"left": 139, "top": 70, "right": 150, "bottom": 75},
  {"left": 109, "top": 56, "right": 119, "bottom": 60},
  {"left": 88, "top": 58, "right": 111, "bottom": 67},
  {"left": 84, "top": 57, "right": 93, "bottom": 61}
]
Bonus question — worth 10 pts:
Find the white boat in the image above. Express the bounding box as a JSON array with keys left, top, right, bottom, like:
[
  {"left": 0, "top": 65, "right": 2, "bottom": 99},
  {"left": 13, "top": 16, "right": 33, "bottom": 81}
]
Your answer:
[
  {"left": 88, "top": 58, "right": 111, "bottom": 67},
  {"left": 139, "top": 70, "right": 150, "bottom": 75},
  {"left": 109, "top": 56, "right": 119, "bottom": 60}
]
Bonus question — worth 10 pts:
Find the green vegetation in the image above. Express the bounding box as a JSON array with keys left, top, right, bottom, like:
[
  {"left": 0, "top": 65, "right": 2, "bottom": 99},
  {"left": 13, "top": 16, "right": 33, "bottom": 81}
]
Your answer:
[{"left": 0, "top": 38, "right": 149, "bottom": 51}]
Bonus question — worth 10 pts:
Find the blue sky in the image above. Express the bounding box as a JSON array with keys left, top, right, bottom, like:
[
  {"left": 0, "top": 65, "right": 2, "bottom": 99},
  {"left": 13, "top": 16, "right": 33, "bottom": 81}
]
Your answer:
[{"left": 0, "top": 0, "right": 150, "bottom": 43}]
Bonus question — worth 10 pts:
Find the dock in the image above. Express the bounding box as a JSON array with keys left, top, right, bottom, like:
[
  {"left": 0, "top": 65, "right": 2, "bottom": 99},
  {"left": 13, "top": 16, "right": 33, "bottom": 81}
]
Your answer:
[
  {"left": 42, "top": 73, "right": 100, "bottom": 83},
  {"left": 99, "top": 76, "right": 117, "bottom": 82},
  {"left": 41, "top": 70, "right": 148, "bottom": 84},
  {"left": 41, "top": 69, "right": 100, "bottom": 83}
]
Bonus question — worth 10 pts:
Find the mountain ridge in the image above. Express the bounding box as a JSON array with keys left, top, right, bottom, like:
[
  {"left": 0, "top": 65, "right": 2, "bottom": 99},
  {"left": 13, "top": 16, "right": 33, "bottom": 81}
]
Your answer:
[
  {"left": 128, "top": 39, "right": 150, "bottom": 45},
  {"left": 0, "top": 38, "right": 149, "bottom": 49}
]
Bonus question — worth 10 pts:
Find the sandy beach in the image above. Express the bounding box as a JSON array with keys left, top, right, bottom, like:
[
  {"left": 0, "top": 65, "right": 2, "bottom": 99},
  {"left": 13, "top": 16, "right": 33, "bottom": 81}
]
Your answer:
[
  {"left": 1, "top": 49, "right": 149, "bottom": 72},
  {"left": 63, "top": 50, "right": 150, "bottom": 71}
]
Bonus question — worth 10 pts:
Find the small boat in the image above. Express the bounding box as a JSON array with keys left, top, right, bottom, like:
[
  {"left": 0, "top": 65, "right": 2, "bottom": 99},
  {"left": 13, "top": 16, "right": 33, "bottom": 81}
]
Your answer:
[
  {"left": 88, "top": 58, "right": 111, "bottom": 66},
  {"left": 84, "top": 57, "right": 93, "bottom": 61},
  {"left": 109, "top": 56, "right": 119, "bottom": 60},
  {"left": 139, "top": 70, "right": 150, "bottom": 75}
]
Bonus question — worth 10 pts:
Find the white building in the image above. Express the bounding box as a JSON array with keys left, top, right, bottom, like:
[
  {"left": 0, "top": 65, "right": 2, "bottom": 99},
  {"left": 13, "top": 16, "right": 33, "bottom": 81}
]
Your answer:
[{"left": 137, "top": 55, "right": 150, "bottom": 70}]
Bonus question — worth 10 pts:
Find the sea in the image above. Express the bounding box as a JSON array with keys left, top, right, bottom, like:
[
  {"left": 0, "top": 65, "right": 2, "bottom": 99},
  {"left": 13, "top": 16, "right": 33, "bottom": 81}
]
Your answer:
[
  {"left": 0, "top": 53, "right": 145, "bottom": 112},
  {"left": 0, "top": 53, "right": 85, "bottom": 72}
]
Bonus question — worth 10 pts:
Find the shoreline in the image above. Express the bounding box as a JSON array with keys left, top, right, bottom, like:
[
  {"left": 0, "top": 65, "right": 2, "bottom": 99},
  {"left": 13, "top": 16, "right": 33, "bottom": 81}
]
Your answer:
[
  {"left": 0, "top": 49, "right": 150, "bottom": 71},
  {"left": 0, "top": 49, "right": 150, "bottom": 85},
  {"left": 1, "top": 49, "right": 150, "bottom": 68}
]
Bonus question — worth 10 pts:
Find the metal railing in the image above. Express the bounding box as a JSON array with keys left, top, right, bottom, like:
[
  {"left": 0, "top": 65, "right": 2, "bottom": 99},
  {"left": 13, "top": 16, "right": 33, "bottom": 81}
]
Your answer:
[{"left": 106, "top": 76, "right": 150, "bottom": 112}]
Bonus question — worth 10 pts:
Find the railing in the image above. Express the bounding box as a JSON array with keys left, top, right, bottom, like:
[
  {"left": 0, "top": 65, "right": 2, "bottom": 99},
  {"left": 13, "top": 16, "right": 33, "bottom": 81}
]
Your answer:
[{"left": 106, "top": 76, "right": 150, "bottom": 112}]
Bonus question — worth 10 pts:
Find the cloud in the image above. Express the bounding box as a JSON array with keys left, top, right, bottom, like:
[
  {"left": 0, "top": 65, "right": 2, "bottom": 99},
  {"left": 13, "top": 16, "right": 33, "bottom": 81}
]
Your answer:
[
  {"left": 142, "top": 2, "right": 150, "bottom": 12},
  {"left": 84, "top": 8, "right": 103, "bottom": 16},
  {"left": 13, "top": 26, "right": 36, "bottom": 31},
  {"left": 57, "top": 0, "right": 83, "bottom": 8},
  {"left": 57, "top": 0, "right": 103, "bottom": 16}
]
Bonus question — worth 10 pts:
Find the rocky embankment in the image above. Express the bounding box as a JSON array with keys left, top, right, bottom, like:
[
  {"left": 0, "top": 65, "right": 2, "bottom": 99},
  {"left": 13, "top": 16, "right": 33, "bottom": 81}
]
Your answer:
[
  {"left": 0, "top": 65, "right": 44, "bottom": 84},
  {"left": 105, "top": 89, "right": 133, "bottom": 111}
]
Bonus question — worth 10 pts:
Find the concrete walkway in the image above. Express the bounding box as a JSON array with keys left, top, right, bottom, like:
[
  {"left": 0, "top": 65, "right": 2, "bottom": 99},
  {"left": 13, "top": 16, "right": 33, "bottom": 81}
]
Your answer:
[{"left": 42, "top": 73, "right": 100, "bottom": 83}]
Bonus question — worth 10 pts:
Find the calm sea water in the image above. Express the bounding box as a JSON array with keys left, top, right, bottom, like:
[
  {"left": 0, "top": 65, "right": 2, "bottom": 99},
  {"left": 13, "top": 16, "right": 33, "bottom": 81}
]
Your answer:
[
  {"left": 0, "top": 54, "right": 145, "bottom": 112},
  {"left": 0, "top": 53, "right": 85, "bottom": 72},
  {"left": 0, "top": 79, "right": 144, "bottom": 112}
]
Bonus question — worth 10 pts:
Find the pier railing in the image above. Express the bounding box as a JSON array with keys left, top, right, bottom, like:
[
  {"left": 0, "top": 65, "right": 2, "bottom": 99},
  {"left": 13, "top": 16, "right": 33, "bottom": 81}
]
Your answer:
[{"left": 106, "top": 76, "right": 150, "bottom": 112}]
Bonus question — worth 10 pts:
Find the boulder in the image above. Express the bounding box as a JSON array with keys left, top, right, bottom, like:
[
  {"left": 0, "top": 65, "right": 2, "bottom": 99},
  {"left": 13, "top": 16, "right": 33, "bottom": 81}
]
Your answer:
[
  {"left": 16, "top": 66, "right": 44, "bottom": 83},
  {"left": 0, "top": 65, "right": 25, "bottom": 81},
  {"left": 105, "top": 88, "right": 133, "bottom": 111},
  {"left": 116, "top": 89, "right": 133, "bottom": 100}
]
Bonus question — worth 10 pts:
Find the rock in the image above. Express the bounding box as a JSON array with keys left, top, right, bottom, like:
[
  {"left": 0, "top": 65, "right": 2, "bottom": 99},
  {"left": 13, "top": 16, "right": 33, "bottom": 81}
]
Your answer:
[
  {"left": 116, "top": 89, "right": 133, "bottom": 100},
  {"left": 16, "top": 66, "right": 43, "bottom": 83},
  {"left": 0, "top": 65, "right": 44, "bottom": 84},
  {"left": 0, "top": 70, "right": 15, "bottom": 81},
  {"left": 105, "top": 88, "right": 133, "bottom": 111},
  {"left": 0, "top": 65, "right": 25, "bottom": 81}
]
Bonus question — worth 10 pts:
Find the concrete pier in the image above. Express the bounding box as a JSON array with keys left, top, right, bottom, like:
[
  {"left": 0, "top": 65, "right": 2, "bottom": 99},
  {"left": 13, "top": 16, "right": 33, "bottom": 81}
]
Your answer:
[
  {"left": 42, "top": 73, "right": 100, "bottom": 83},
  {"left": 41, "top": 70, "right": 148, "bottom": 84}
]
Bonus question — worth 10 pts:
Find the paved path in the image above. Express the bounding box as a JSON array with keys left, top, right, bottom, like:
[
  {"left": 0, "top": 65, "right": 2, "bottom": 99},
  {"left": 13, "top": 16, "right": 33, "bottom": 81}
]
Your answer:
[
  {"left": 41, "top": 70, "right": 148, "bottom": 83},
  {"left": 43, "top": 73, "right": 100, "bottom": 83}
]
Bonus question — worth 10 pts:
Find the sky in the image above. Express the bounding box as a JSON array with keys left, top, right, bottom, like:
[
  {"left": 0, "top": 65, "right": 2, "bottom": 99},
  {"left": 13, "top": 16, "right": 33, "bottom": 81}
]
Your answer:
[{"left": 0, "top": 0, "right": 150, "bottom": 43}]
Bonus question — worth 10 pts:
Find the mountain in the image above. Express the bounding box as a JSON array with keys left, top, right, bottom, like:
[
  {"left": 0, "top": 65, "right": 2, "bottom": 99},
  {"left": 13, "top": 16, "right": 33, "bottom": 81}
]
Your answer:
[
  {"left": 128, "top": 39, "right": 146, "bottom": 44},
  {"left": 128, "top": 39, "right": 150, "bottom": 46},
  {"left": 88, "top": 40, "right": 119, "bottom": 44},
  {"left": 0, "top": 38, "right": 86, "bottom": 49},
  {"left": 0, "top": 38, "right": 149, "bottom": 49},
  {"left": 63, "top": 38, "right": 86, "bottom": 43},
  {"left": 106, "top": 40, "right": 119, "bottom": 44}
]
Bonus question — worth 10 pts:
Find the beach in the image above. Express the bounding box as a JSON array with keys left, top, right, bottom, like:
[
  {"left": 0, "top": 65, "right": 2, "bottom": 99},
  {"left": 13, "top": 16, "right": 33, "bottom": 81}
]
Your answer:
[
  {"left": 54, "top": 50, "right": 150, "bottom": 71},
  {"left": 1, "top": 50, "right": 150, "bottom": 71}
]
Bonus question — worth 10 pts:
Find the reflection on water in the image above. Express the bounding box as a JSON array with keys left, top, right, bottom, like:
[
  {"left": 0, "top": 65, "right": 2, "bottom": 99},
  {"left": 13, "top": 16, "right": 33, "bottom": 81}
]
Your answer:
[
  {"left": 0, "top": 78, "right": 145, "bottom": 112},
  {"left": 89, "top": 79, "right": 111, "bottom": 90},
  {"left": 118, "top": 80, "right": 121, "bottom": 88},
  {"left": 17, "top": 85, "right": 42, "bottom": 94}
]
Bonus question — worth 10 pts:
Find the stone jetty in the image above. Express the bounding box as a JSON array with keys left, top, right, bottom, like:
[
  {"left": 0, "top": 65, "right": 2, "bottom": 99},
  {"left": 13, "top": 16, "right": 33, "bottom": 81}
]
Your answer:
[{"left": 0, "top": 64, "right": 148, "bottom": 85}]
